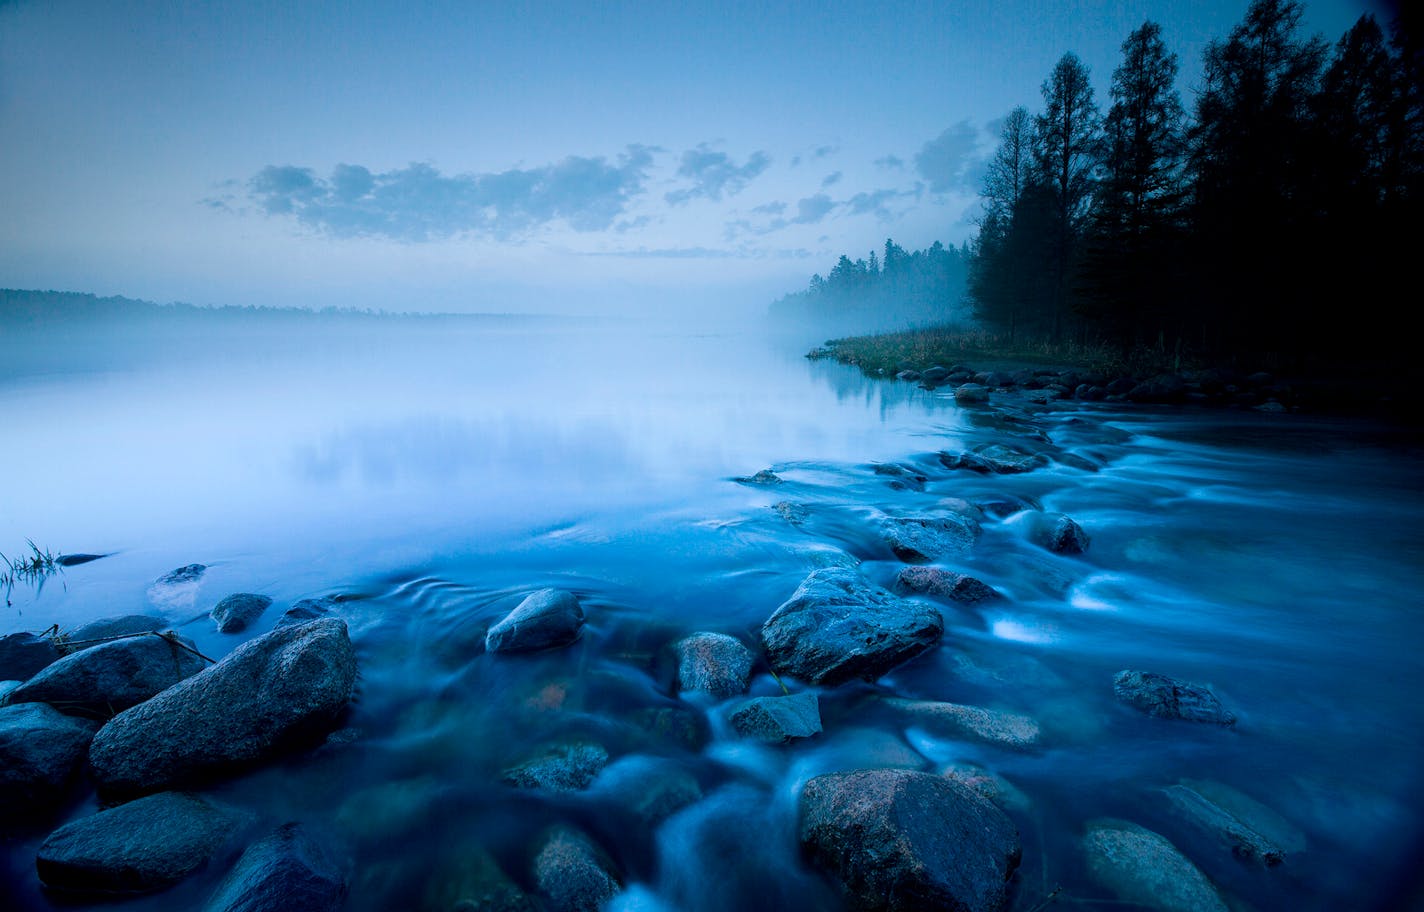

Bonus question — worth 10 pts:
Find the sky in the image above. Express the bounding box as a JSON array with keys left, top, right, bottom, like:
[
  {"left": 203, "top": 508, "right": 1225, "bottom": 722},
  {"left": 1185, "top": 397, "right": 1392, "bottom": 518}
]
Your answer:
[{"left": 0, "top": 0, "right": 1392, "bottom": 317}]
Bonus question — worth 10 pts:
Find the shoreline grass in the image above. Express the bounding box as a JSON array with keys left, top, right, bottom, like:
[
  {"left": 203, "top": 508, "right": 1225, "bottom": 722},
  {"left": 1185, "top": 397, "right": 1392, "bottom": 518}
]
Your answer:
[
  {"left": 2, "top": 540, "right": 64, "bottom": 605},
  {"left": 806, "top": 326, "right": 1160, "bottom": 377}
]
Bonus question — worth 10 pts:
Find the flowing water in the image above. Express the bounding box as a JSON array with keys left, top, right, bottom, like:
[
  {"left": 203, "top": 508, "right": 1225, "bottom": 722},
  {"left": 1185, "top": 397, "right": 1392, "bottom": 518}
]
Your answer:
[{"left": 2, "top": 316, "right": 1422, "bottom": 910}]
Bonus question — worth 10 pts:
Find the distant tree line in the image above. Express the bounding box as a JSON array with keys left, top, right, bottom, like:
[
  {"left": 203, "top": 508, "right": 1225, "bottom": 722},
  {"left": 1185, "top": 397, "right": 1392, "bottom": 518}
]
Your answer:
[{"left": 970, "top": 0, "right": 1421, "bottom": 367}]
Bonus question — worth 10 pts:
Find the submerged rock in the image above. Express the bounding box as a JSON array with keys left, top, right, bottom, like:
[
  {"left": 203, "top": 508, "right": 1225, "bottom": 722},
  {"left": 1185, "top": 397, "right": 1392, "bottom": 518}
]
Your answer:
[
  {"left": 799, "top": 768, "right": 1020, "bottom": 912},
  {"left": 1162, "top": 784, "right": 1285, "bottom": 867},
  {"left": 0, "top": 702, "right": 98, "bottom": 824},
  {"left": 1082, "top": 819, "right": 1228, "bottom": 912},
  {"left": 954, "top": 383, "right": 991, "bottom": 404},
  {"left": 882, "top": 698, "right": 1041, "bottom": 749},
  {"left": 148, "top": 564, "right": 206, "bottom": 611},
  {"left": 772, "top": 501, "right": 810, "bottom": 525},
  {"left": 1037, "top": 513, "right": 1090, "bottom": 554},
  {"left": 8, "top": 633, "right": 206, "bottom": 717},
  {"left": 734, "top": 468, "right": 783, "bottom": 486},
  {"left": 88, "top": 618, "right": 357, "bottom": 797},
  {"left": 533, "top": 827, "right": 621, "bottom": 912},
  {"left": 486, "top": 589, "right": 584, "bottom": 654},
  {"left": 941, "top": 763, "right": 1031, "bottom": 813},
  {"left": 729, "top": 693, "right": 822, "bottom": 743},
  {"left": 156, "top": 564, "right": 206, "bottom": 585},
  {"left": 502, "top": 742, "right": 609, "bottom": 792},
  {"left": 761, "top": 567, "right": 943, "bottom": 686},
  {"left": 873, "top": 463, "right": 927, "bottom": 491},
  {"left": 880, "top": 514, "right": 980, "bottom": 563},
  {"left": 672, "top": 632, "right": 753, "bottom": 698},
  {"left": 0, "top": 632, "right": 59, "bottom": 682},
  {"left": 1180, "top": 778, "right": 1306, "bottom": 855},
  {"left": 1113, "top": 670, "right": 1236, "bottom": 726},
  {"left": 277, "top": 596, "right": 337, "bottom": 628},
  {"left": 203, "top": 823, "right": 347, "bottom": 912},
  {"left": 893, "top": 566, "right": 1001, "bottom": 602},
  {"left": 57, "top": 615, "right": 169, "bottom": 653},
  {"left": 36, "top": 791, "right": 242, "bottom": 895},
  {"left": 211, "top": 593, "right": 272, "bottom": 634},
  {"left": 591, "top": 755, "right": 702, "bottom": 825},
  {"left": 940, "top": 444, "right": 1046, "bottom": 475}
]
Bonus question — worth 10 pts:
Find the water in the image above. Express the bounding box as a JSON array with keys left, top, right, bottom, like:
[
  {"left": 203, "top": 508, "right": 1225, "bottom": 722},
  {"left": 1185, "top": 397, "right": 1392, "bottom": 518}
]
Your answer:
[{"left": 2, "top": 316, "right": 1422, "bottom": 910}]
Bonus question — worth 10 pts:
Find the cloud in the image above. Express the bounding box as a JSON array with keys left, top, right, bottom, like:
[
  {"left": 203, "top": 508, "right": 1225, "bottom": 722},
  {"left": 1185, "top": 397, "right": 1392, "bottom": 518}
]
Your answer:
[
  {"left": 244, "top": 146, "right": 655, "bottom": 241},
  {"left": 845, "top": 189, "right": 903, "bottom": 219},
  {"left": 874, "top": 155, "right": 905, "bottom": 170},
  {"left": 585, "top": 246, "right": 737, "bottom": 259},
  {"left": 664, "top": 144, "right": 771, "bottom": 205},
  {"left": 915, "top": 121, "right": 981, "bottom": 194},
  {"left": 820, "top": 171, "right": 842, "bottom": 189},
  {"left": 751, "top": 200, "right": 787, "bottom": 216},
  {"left": 811, "top": 144, "right": 838, "bottom": 159},
  {"left": 792, "top": 194, "right": 835, "bottom": 225}
]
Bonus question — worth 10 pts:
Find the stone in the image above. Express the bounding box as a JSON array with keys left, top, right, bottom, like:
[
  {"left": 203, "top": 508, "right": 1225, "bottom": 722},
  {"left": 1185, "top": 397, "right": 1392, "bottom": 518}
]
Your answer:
[
  {"left": 57, "top": 615, "right": 169, "bottom": 653},
  {"left": 1039, "top": 513, "right": 1089, "bottom": 554},
  {"left": 533, "top": 827, "right": 620, "bottom": 912},
  {"left": 148, "top": 564, "right": 207, "bottom": 612},
  {"left": 895, "top": 370, "right": 921, "bottom": 382},
  {"left": 1113, "top": 670, "right": 1236, "bottom": 726},
  {"left": 734, "top": 468, "right": 783, "bottom": 485},
  {"left": 761, "top": 568, "right": 943, "bottom": 686},
  {"left": 672, "top": 632, "right": 753, "bottom": 699},
  {"left": 277, "top": 596, "right": 337, "bottom": 628},
  {"left": 954, "top": 383, "right": 990, "bottom": 404},
  {"left": 36, "top": 791, "right": 241, "bottom": 894},
  {"left": 88, "top": 619, "right": 357, "bottom": 797},
  {"left": 772, "top": 501, "right": 810, "bottom": 525},
  {"left": 880, "top": 514, "right": 980, "bottom": 563},
  {"left": 1162, "top": 784, "right": 1285, "bottom": 867},
  {"left": 873, "top": 463, "right": 927, "bottom": 491},
  {"left": 881, "top": 698, "right": 1040, "bottom": 749},
  {"left": 0, "top": 702, "right": 98, "bottom": 824},
  {"left": 156, "top": 564, "right": 206, "bottom": 585},
  {"left": 203, "top": 823, "right": 347, "bottom": 912},
  {"left": 799, "top": 768, "right": 1020, "bottom": 912},
  {"left": 940, "top": 444, "right": 1045, "bottom": 475},
  {"left": 9, "top": 633, "right": 206, "bottom": 716},
  {"left": 893, "top": 567, "right": 1001, "bottom": 602},
  {"left": 486, "top": 589, "right": 584, "bottom": 654},
  {"left": 591, "top": 755, "right": 702, "bottom": 825},
  {"left": 1128, "top": 374, "right": 1188, "bottom": 403},
  {"left": 1082, "top": 820, "right": 1228, "bottom": 912},
  {"left": 921, "top": 366, "right": 950, "bottom": 382},
  {"left": 502, "top": 742, "right": 609, "bottom": 792},
  {"left": 729, "top": 693, "right": 822, "bottom": 743},
  {"left": 211, "top": 593, "right": 272, "bottom": 634},
  {"left": 0, "top": 632, "right": 59, "bottom": 681}
]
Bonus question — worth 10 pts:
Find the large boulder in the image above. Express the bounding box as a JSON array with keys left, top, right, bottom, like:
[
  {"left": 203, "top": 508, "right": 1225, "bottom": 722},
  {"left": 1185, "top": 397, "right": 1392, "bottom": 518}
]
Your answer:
[
  {"left": 211, "top": 593, "right": 272, "bottom": 634},
  {"left": 893, "top": 567, "right": 1000, "bottom": 602},
  {"left": 486, "top": 589, "right": 584, "bottom": 654},
  {"left": 57, "top": 615, "right": 169, "bottom": 654},
  {"left": 88, "top": 619, "right": 357, "bottom": 797},
  {"left": 672, "top": 632, "right": 753, "bottom": 698},
  {"left": 0, "top": 702, "right": 98, "bottom": 824},
  {"left": 533, "top": 827, "right": 621, "bottom": 912},
  {"left": 0, "top": 632, "right": 59, "bottom": 681},
  {"left": 799, "top": 768, "right": 1021, "bottom": 912},
  {"left": 203, "top": 823, "right": 347, "bottom": 912},
  {"left": 729, "top": 693, "right": 822, "bottom": 743},
  {"left": 1113, "top": 670, "right": 1236, "bottom": 726},
  {"left": 36, "top": 791, "right": 242, "bottom": 894},
  {"left": 761, "top": 568, "right": 943, "bottom": 686},
  {"left": 8, "top": 633, "right": 206, "bottom": 716},
  {"left": 1082, "top": 820, "right": 1228, "bottom": 912},
  {"left": 880, "top": 514, "right": 980, "bottom": 563}
]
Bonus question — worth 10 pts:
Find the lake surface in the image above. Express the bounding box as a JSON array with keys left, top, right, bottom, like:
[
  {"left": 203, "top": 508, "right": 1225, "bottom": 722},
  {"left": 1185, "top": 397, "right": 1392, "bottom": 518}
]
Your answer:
[{"left": 2, "top": 316, "right": 1423, "bottom": 910}]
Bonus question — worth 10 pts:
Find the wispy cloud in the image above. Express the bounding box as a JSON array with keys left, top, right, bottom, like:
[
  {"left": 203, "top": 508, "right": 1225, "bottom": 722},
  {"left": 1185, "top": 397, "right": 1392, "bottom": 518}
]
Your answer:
[
  {"left": 245, "top": 146, "right": 655, "bottom": 241},
  {"left": 915, "top": 121, "right": 981, "bottom": 193},
  {"left": 664, "top": 144, "right": 771, "bottom": 205},
  {"left": 874, "top": 155, "right": 905, "bottom": 170},
  {"left": 751, "top": 200, "right": 787, "bottom": 216},
  {"left": 820, "top": 171, "right": 842, "bottom": 189}
]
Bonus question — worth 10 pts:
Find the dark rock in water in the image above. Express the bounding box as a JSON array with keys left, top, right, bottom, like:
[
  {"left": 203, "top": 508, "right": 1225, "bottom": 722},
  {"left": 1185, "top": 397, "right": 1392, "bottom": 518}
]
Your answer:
[
  {"left": 0, "top": 702, "right": 98, "bottom": 824},
  {"left": 921, "top": 365, "right": 950, "bottom": 383},
  {"left": 761, "top": 567, "right": 943, "bottom": 686},
  {"left": 880, "top": 698, "right": 1040, "bottom": 749},
  {"left": 8, "top": 633, "right": 206, "bottom": 717},
  {"left": 799, "top": 768, "right": 1020, "bottom": 912},
  {"left": 895, "top": 370, "right": 921, "bottom": 382},
  {"left": 56, "top": 553, "right": 106, "bottom": 567},
  {"left": 423, "top": 846, "right": 534, "bottom": 912},
  {"left": 502, "top": 742, "right": 609, "bottom": 792},
  {"left": 729, "top": 693, "right": 822, "bottom": 743},
  {"left": 880, "top": 514, "right": 980, "bottom": 563},
  {"left": 58, "top": 615, "right": 169, "bottom": 654},
  {"left": 772, "top": 501, "right": 810, "bottom": 525},
  {"left": 533, "top": 827, "right": 621, "bottom": 912},
  {"left": 486, "top": 588, "right": 585, "bottom": 654},
  {"left": 203, "top": 823, "right": 347, "bottom": 912},
  {"left": 0, "top": 632, "right": 60, "bottom": 682},
  {"left": 954, "top": 383, "right": 990, "bottom": 404},
  {"left": 88, "top": 618, "right": 357, "bottom": 797},
  {"left": 873, "top": 463, "right": 927, "bottom": 491},
  {"left": 591, "top": 755, "right": 702, "bottom": 825},
  {"left": 893, "top": 567, "right": 1001, "bottom": 602},
  {"left": 156, "top": 564, "right": 206, "bottom": 585},
  {"left": 1128, "top": 373, "right": 1188, "bottom": 403},
  {"left": 36, "top": 791, "right": 242, "bottom": 894},
  {"left": 1161, "top": 784, "right": 1285, "bottom": 867},
  {"left": 1039, "top": 513, "right": 1090, "bottom": 554},
  {"left": 211, "top": 593, "right": 272, "bottom": 634},
  {"left": 672, "top": 632, "right": 753, "bottom": 698},
  {"left": 734, "top": 468, "right": 783, "bottom": 486},
  {"left": 277, "top": 596, "right": 335, "bottom": 628},
  {"left": 940, "top": 444, "right": 1045, "bottom": 475},
  {"left": 1113, "top": 670, "right": 1236, "bottom": 726},
  {"left": 1083, "top": 819, "right": 1228, "bottom": 912}
]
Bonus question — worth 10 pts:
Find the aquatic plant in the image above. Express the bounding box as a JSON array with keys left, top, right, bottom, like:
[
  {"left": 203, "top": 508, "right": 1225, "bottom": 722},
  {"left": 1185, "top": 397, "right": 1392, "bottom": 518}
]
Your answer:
[{"left": 1, "top": 539, "right": 64, "bottom": 605}]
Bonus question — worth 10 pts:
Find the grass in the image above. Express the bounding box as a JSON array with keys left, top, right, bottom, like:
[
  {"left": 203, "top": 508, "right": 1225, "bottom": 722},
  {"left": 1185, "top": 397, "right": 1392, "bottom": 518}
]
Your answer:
[{"left": 2, "top": 540, "right": 64, "bottom": 605}]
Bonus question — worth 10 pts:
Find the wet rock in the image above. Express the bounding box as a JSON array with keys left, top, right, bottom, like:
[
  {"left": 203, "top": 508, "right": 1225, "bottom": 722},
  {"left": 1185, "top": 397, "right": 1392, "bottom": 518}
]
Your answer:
[
  {"left": 204, "top": 823, "right": 347, "bottom": 912},
  {"left": 277, "top": 596, "right": 337, "bottom": 628},
  {"left": 1083, "top": 819, "right": 1228, "bottom": 912},
  {"left": 57, "top": 615, "right": 169, "bottom": 653},
  {"left": 1113, "top": 670, "right": 1236, "bottom": 726},
  {"left": 1037, "top": 513, "right": 1090, "bottom": 554},
  {"left": 672, "top": 632, "right": 753, "bottom": 699},
  {"left": 591, "top": 755, "right": 702, "bottom": 825},
  {"left": 880, "top": 513, "right": 980, "bottom": 563},
  {"left": 502, "top": 742, "right": 609, "bottom": 792},
  {"left": 533, "top": 827, "right": 621, "bottom": 912},
  {"left": 148, "top": 564, "right": 206, "bottom": 612},
  {"left": 882, "top": 698, "right": 1041, "bottom": 749},
  {"left": 0, "top": 632, "right": 59, "bottom": 681},
  {"left": 893, "top": 567, "right": 1001, "bottom": 602},
  {"left": 157, "top": 564, "right": 207, "bottom": 585},
  {"left": 0, "top": 702, "right": 98, "bottom": 824},
  {"left": 9, "top": 633, "right": 206, "bottom": 717},
  {"left": 772, "top": 501, "right": 810, "bottom": 525},
  {"left": 36, "top": 791, "right": 242, "bottom": 895},
  {"left": 940, "top": 444, "right": 1045, "bottom": 474},
  {"left": 211, "top": 593, "right": 272, "bottom": 634},
  {"left": 895, "top": 370, "right": 921, "bottom": 382},
  {"left": 486, "top": 588, "right": 584, "bottom": 654},
  {"left": 941, "top": 763, "right": 1031, "bottom": 813},
  {"left": 729, "top": 693, "right": 822, "bottom": 743},
  {"left": 336, "top": 776, "right": 448, "bottom": 846},
  {"left": 422, "top": 846, "right": 533, "bottom": 912},
  {"left": 1162, "top": 784, "right": 1284, "bottom": 867},
  {"left": 761, "top": 567, "right": 943, "bottom": 686},
  {"left": 921, "top": 366, "right": 950, "bottom": 383},
  {"left": 1180, "top": 778, "right": 1305, "bottom": 854},
  {"left": 799, "top": 768, "right": 1020, "bottom": 912},
  {"left": 0, "top": 679, "right": 18, "bottom": 704},
  {"left": 734, "top": 468, "right": 783, "bottom": 486},
  {"left": 1128, "top": 373, "right": 1188, "bottom": 403},
  {"left": 88, "top": 618, "right": 357, "bottom": 797},
  {"left": 954, "top": 383, "right": 990, "bottom": 404},
  {"left": 873, "top": 463, "right": 927, "bottom": 491}
]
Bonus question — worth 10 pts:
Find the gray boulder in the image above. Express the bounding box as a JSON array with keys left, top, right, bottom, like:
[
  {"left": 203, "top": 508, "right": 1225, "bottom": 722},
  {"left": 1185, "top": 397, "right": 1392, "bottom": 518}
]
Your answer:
[
  {"left": 0, "top": 632, "right": 59, "bottom": 681},
  {"left": 799, "top": 768, "right": 1021, "bottom": 912},
  {"left": 486, "top": 589, "right": 584, "bottom": 654},
  {"left": 672, "top": 632, "right": 753, "bottom": 698},
  {"left": 893, "top": 567, "right": 1000, "bottom": 602},
  {"left": 1113, "top": 670, "right": 1236, "bottom": 726},
  {"left": 58, "top": 615, "right": 169, "bottom": 653},
  {"left": 954, "top": 383, "right": 990, "bottom": 404},
  {"left": 211, "top": 593, "right": 272, "bottom": 634},
  {"left": 872, "top": 463, "right": 927, "bottom": 491},
  {"left": 156, "top": 564, "right": 206, "bottom": 585},
  {"left": 277, "top": 596, "right": 338, "bottom": 628},
  {"left": 9, "top": 633, "right": 206, "bottom": 716},
  {"left": 880, "top": 698, "right": 1041, "bottom": 749},
  {"left": 921, "top": 366, "right": 950, "bottom": 382},
  {"left": 0, "top": 702, "right": 98, "bottom": 823},
  {"left": 1083, "top": 820, "right": 1228, "bottom": 912},
  {"left": 1162, "top": 784, "right": 1285, "bottom": 867},
  {"left": 729, "top": 693, "right": 822, "bottom": 743},
  {"left": 734, "top": 468, "right": 783, "bottom": 486},
  {"left": 203, "top": 823, "right": 347, "bottom": 912},
  {"left": 940, "top": 444, "right": 1045, "bottom": 474},
  {"left": 1037, "top": 513, "right": 1089, "bottom": 554},
  {"left": 88, "top": 618, "right": 357, "bottom": 797},
  {"left": 534, "top": 827, "right": 621, "bottom": 912},
  {"left": 762, "top": 568, "right": 943, "bottom": 686},
  {"left": 502, "top": 742, "right": 609, "bottom": 792},
  {"left": 880, "top": 514, "right": 980, "bottom": 563},
  {"left": 36, "top": 791, "right": 242, "bottom": 894}
]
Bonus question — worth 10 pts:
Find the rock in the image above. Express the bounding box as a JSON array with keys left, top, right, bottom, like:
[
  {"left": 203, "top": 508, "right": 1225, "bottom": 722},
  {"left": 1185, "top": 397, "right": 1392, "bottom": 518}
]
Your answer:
[
  {"left": 148, "top": 564, "right": 207, "bottom": 612},
  {"left": 729, "top": 693, "right": 822, "bottom": 743},
  {"left": 954, "top": 383, "right": 990, "bottom": 404},
  {"left": 761, "top": 568, "right": 943, "bottom": 686},
  {"left": 1113, "top": 670, "right": 1236, "bottom": 726},
  {"left": 734, "top": 469, "right": 783, "bottom": 486},
  {"left": 211, "top": 593, "right": 272, "bottom": 634},
  {"left": 36, "top": 791, "right": 241, "bottom": 894},
  {"left": 873, "top": 463, "right": 927, "bottom": 491},
  {"left": 1162, "top": 784, "right": 1284, "bottom": 867},
  {"left": 0, "top": 702, "right": 98, "bottom": 824},
  {"left": 486, "top": 589, "right": 584, "bottom": 654},
  {"left": 799, "top": 768, "right": 1020, "bottom": 912},
  {"left": 156, "top": 564, "right": 207, "bottom": 585},
  {"left": 881, "top": 698, "right": 1040, "bottom": 749},
  {"left": 672, "top": 632, "right": 753, "bottom": 699},
  {"left": 203, "top": 823, "right": 347, "bottom": 912},
  {"left": 1038, "top": 513, "right": 1090, "bottom": 554},
  {"left": 533, "top": 827, "right": 620, "bottom": 912},
  {"left": 591, "top": 755, "right": 702, "bottom": 825},
  {"left": 8, "top": 633, "right": 206, "bottom": 717},
  {"left": 921, "top": 366, "right": 950, "bottom": 383},
  {"left": 940, "top": 444, "right": 1045, "bottom": 474},
  {"left": 895, "top": 370, "right": 921, "bottom": 382},
  {"left": 502, "top": 742, "right": 609, "bottom": 792},
  {"left": 422, "top": 847, "right": 533, "bottom": 912},
  {"left": 277, "top": 596, "right": 336, "bottom": 628},
  {"left": 880, "top": 514, "right": 980, "bottom": 563},
  {"left": 0, "top": 679, "right": 18, "bottom": 703},
  {"left": 57, "top": 615, "right": 169, "bottom": 653},
  {"left": 893, "top": 567, "right": 1001, "bottom": 602},
  {"left": 1082, "top": 820, "right": 1228, "bottom": 912},
  {"left": 941, "top": 763, "right": 1031, "bottom": 813},
  {"left": 88, "top": 618, "right": 357, "bottom": 797},
  {"left": 628, "top": 705, "right": 710, "bottom": 751},
  {"left": 772, "top": 501, "right": 810, "bottom": 525},
  {"left": 1180, "top": 778, "right": 1306, "bottom": 854},
  {"left": 1128, "top": 373, "right": 1188, "bottom": 403},
  {"left": 0, "top": 632, "right": 59, "bottom": 681}
]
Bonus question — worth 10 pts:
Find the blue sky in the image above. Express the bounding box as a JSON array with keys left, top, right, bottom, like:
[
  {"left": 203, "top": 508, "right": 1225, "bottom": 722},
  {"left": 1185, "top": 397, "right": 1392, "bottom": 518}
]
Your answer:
[{"left": 0, "top": 0, "right": 1388, "bottom": 316}]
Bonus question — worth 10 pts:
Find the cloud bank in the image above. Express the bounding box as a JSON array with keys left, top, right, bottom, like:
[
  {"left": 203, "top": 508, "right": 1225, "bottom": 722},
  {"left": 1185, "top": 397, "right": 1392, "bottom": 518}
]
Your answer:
[{"left": 665, "top": 144, "right": 771, "bottom": 205}]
